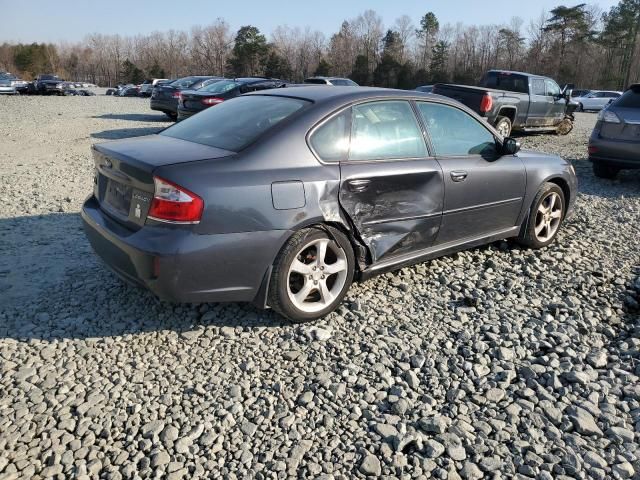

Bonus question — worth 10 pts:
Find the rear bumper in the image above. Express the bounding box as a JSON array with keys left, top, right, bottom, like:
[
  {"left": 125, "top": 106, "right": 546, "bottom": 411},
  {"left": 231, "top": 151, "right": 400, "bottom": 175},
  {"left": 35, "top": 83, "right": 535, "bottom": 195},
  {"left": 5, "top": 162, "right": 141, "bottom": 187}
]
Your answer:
[
  {"left": 0, "top": 86, "right": 16, "bottom": 94},
  {"left": 150, "top": 97, "right": 178, "bottom": 115},
  {"left": 81, "top": 195, "right": 289, "bottom": 304},
  {"left": 589, "top": 134, "right": 640, "bottom": 169}
]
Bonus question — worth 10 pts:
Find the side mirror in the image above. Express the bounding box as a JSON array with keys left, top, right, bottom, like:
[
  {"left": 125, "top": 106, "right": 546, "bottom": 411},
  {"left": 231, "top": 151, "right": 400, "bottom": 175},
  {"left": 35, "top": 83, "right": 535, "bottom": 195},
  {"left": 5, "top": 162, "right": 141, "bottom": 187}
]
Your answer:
[{"left": 502, "top": 137, "right": 520, "bottom": 155}]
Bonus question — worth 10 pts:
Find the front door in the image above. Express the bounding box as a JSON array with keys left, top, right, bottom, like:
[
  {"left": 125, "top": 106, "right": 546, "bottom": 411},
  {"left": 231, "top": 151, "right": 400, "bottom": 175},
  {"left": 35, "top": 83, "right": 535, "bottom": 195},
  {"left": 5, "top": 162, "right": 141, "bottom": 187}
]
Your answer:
[
  {"left": 416, "top": 101, "right": 526, "bottom": 245},
  {"left": 527, "top": 77, "right": 550, "bottom": 127},
  {"left": 544, "top": 79, "right": 567, "bottom": 125},
  {"left": 335, "top": 100, "right": 445, "bottom": 263}
]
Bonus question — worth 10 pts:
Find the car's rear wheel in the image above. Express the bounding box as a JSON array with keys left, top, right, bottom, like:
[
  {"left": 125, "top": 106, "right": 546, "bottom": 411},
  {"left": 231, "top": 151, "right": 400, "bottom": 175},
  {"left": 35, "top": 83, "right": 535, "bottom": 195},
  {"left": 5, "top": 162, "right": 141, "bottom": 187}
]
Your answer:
[
  {"left": 517, "top": 182, "right": 565, "bottom": 249},
  {"left": 495, "top": 116, "right": 512, "bottom": 137},
  {"left": 593, "top": 162, "right": 619, "bottom": 179},
  {"left": 165, "top": 112, "right": 177, "bottom": 121},
  {"left": 577, "top": 103, "right": 583, "bottom": 112},
  {"left": 268, "top": 227, "right": 355, "bottom": 322}
]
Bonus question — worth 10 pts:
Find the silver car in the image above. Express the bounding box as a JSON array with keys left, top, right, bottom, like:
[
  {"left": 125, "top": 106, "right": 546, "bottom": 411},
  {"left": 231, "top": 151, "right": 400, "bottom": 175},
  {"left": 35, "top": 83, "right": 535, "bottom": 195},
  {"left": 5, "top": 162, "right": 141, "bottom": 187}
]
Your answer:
[
  {"left": 576, "top": 90, "right": 623, "bottom": 111},
  {"left": 304, "top": 76, "right": 359, "bottom": 86},
  {"left": 0, "top": 74, "right": 17, "bottom": 94}
]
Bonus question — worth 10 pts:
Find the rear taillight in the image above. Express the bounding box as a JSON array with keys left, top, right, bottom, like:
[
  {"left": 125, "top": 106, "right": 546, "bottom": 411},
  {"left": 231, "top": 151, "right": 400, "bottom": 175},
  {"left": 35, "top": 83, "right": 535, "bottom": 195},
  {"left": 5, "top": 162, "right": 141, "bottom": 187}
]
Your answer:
[
  {"left": 588, "top": 145, "right": 598, "bottom": 154},
  {"left": 480, "top": 93, "right": 493, "bottom": 114},
  {"left": 171, "top": 90, "right": 181, "bottom": 99},
  {"left": 148, "top": 177, "right": 204, "bottom": 224},
  {"left": 201, "top": 97, "right": 224, "bottom": 106}
]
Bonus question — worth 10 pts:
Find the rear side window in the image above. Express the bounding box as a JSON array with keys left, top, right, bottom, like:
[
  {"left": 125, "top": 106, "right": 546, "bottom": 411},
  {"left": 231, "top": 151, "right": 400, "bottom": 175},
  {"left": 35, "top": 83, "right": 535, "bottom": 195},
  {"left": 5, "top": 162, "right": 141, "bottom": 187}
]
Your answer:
[
  {"left": 615, "top": 88, "right": 640, "bottom": 108},
  {"left": 531, "top": 79, "right": 545, "bottom": 96},
  {"left": 309, "top": 110, "right": 351, "bottom": 162},
  {"left": 349, "top": 101, "right": 427, "bottom": 161},
  {"left": 418, "top": 102, "right": 496, "bottom": 157},
  {"left": 161, "top": 96, "right": 310, "bottom": 152},
  {"left": 200, "top": 80, "right": 238, "bottom": 94},
  {"left": 331, "top": 79, "right": 358, "bottom": 86}
]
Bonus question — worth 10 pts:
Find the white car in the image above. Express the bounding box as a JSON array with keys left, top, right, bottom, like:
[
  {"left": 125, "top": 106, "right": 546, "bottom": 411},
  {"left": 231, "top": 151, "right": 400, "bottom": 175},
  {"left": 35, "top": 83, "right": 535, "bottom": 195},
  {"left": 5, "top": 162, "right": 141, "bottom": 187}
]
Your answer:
[
  {"left": 576, "top": 90, "right": 623, "bottom": 111},
  {"left": 139, "top": 78, "right": 168, "bottom": 97}
]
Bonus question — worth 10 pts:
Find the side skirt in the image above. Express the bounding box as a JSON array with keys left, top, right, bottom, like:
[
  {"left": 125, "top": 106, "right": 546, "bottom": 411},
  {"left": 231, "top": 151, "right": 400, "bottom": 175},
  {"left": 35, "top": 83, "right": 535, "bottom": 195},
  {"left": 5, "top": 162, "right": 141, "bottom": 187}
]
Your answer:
[{"left": 359, "top": 226, "right": 520, "bottom": 280}]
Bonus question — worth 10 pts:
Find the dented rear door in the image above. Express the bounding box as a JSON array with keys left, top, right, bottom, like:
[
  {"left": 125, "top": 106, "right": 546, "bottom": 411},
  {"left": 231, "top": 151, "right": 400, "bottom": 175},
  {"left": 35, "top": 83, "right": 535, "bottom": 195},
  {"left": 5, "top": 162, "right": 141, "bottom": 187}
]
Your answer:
[{"left": 338, "top": 100, "right": 444, "bottom": 263}]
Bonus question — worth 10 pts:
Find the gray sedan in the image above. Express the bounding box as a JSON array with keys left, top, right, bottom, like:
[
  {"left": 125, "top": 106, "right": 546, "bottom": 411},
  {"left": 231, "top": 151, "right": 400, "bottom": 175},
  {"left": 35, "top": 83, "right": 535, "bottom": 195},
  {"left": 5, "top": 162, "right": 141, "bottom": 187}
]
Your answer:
[
  {"left": 589, "top": 84, "right": 640, "bottom": 179},
  {"left": 82, "top": 87, "right": 577, "bottom": 322}
]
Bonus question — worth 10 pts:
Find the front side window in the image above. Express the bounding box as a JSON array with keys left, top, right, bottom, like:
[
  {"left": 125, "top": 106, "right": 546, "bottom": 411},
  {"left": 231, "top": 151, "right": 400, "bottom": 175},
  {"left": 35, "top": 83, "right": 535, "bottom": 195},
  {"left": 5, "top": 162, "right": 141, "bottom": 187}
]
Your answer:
[
  {"left": 161, "top": 95, "right": 310, "bottom": 152},
  {"left": 349, "top": 101, "right": 427, "bottom": 161},
  {"left": 545, "top": 80, "right": 561, "bottom": 97},
  {"left": 417, "top": 102, "right": 496, "bottom": 157},
  {"left": 309, "top": 109, "right": 350, "bottom": 162}
]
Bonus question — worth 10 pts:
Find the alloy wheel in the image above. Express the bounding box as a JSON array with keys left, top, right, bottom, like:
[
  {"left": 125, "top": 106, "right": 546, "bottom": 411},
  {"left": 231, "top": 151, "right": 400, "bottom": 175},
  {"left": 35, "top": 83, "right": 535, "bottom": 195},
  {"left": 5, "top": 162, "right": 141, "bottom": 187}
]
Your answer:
[
  {"left": 534, "top": 192, "right": 563, "bottom": 242},
  {"left": 286, "top": 238, "right": 348, "bottom": 313}
]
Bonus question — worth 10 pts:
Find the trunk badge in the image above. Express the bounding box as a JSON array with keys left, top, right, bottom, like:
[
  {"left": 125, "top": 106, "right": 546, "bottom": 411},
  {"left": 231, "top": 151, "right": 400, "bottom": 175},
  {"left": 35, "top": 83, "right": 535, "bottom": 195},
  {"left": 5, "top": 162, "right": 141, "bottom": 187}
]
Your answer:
[{"left": 135, "top": 204, "right": 141, "bottom": 218}]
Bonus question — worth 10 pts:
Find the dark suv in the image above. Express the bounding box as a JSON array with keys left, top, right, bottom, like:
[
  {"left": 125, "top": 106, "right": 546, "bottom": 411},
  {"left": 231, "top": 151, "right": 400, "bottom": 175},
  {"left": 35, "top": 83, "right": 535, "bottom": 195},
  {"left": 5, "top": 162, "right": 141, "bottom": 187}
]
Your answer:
[
  {"left": 177, "top": 78, "right": 286, "bottom": 120},
  {"left": 150, "top": 76, "right": 222, "bottom": 120},
  {"left": 589, "top": 84, "right": 640, "bottom": 179}
]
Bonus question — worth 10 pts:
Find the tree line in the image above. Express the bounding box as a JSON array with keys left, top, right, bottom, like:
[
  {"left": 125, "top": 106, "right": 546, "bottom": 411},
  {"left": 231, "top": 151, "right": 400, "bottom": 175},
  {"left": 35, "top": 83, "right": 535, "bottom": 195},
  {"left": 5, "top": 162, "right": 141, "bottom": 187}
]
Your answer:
[{"left": 0, "top": 1, "right": 638, "bottom": 90}]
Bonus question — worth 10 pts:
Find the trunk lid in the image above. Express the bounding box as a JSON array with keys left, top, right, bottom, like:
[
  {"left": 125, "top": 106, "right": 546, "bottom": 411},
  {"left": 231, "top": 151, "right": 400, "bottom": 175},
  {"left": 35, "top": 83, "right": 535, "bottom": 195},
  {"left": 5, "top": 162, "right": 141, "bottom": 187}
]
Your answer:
[
  {"left": 601, "top": 107, "right": 640, "bottom": 141},
  {"left": 92, "top": 135, "right": 233, "bottom": 229}
]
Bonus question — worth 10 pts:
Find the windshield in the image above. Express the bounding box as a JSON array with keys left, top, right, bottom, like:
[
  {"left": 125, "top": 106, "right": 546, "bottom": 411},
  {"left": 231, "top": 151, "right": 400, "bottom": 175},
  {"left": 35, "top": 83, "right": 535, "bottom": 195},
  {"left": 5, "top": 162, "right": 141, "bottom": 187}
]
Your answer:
[
  {"left": 160, "top": 95, "right": 310, "bottom": 151},
  {"left": 199, "top": 80, "right": 238, "bottom": 94},
  {"left": 614, "top": 87, "right": 640, "bottom": 108},
  {"left": 40, "top": 75, "right": 58, "bottom": 80}
]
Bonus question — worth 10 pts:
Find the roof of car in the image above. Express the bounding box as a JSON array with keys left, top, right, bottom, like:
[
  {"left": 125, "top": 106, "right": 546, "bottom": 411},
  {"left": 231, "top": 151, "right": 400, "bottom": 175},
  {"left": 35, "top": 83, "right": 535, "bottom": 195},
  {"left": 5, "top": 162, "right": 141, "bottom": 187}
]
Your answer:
[{"left": 249, "top": 85, "right": 449, "bottom": 104}]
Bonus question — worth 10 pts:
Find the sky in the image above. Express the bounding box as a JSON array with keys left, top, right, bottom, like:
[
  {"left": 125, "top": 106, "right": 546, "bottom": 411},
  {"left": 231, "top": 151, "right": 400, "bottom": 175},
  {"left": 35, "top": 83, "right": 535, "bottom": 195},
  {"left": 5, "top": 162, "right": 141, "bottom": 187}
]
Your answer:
[{"left": 0, "top": 0, "right": 621, "bottom": 44}]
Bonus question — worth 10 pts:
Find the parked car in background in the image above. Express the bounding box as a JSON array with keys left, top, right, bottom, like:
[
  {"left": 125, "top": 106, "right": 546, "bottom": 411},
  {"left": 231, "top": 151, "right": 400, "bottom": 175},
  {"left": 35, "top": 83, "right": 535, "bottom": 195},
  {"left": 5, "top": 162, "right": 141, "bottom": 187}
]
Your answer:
[
  {"left": 82, "top": 86, "right": 576, "bottom": 322},
  {"left": 588, "top": 83, "right": 640, "bottom": 179},
  {"left": 433, "top": 70, "right": 576, "bottom": 137},
  {"left": 575, "top": 90, "right": 623, "bottom": 111},
  {"left": 140, "top": 78, "right": 168, "bottom": 97},
  {"left": 0, "top": 73, "right": 30, "bottom": 94},
  {"left": 414, "top": 85, "right": 434, "bottom": 93},
  {"left": 571, "top": 89, "right": 592, "bottom": 98},
  {"left": 304, "top": 76, "right": 359, "bottom": 86},
  {"left": 177, "top": 77, "right": 287, "bottom": 120},
  {"left": 151, "top": 76, "right": 223, "bottom": 120},
  {"left": 0, "top": 73, "right": 17, "bottom": 94},
  {"left": 119, "top": 85, "right": 141, "bottom": 97},
  {"left": 34, "top": 74, "right": 65, "bottom": 95}
]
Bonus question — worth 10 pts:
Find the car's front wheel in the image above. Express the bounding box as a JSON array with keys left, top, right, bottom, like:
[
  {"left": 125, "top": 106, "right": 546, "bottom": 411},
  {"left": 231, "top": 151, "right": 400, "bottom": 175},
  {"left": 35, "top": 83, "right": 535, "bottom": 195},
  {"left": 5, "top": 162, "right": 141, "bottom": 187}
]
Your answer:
[
  {"left": 517, "top": 182, "right": 566, "bottom": 249},
  {"left": 268, "top": 227, "right": 355, "bottom": 322}
]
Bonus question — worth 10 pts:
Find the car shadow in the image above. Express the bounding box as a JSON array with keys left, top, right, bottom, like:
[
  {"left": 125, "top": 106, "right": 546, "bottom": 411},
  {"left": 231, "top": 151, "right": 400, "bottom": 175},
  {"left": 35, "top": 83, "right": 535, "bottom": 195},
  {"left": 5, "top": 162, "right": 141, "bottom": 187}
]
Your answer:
[
  {"left": 90, "top": 127, "right": 165, "bottom": 140},
  {"left": 92, "top": 113, "right": 170, "bottom": 122},
  {"left": 0, "top": 213, "right": 291, "bottom": 342}
]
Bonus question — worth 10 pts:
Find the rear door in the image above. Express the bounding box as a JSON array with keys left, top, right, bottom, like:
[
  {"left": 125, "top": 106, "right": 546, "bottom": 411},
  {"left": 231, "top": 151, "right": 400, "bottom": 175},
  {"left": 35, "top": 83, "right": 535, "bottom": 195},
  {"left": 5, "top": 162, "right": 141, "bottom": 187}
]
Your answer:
[
  {"left": 329, "top": 100, "right": 444, "bottom": 263},
  {"left": 416, "top": 101, "right": 526, "bottom": 245},
  {"left": 527, "top": 77, "right": 551, "bottom": 126}
]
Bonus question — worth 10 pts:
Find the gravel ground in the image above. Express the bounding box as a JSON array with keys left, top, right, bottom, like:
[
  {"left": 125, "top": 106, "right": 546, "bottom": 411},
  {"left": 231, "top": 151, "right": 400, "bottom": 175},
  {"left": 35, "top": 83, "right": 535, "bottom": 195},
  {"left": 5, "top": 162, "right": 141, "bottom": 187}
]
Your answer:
[{"left": 0, "top": 94, "right": 639, "bottom": 480}]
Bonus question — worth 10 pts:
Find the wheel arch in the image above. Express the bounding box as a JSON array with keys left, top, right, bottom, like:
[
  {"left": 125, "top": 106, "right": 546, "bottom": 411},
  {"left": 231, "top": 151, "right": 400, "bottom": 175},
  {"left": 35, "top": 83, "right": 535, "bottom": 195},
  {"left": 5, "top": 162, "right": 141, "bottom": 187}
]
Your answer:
[
  {"left": 252, "top": 219, "right": 367, "bottom": 310},
  {"left": 497, "top": 106, "right": 517, "bottom": 123},
  {"left": 546, "top": 176, "right": 571, "bottom": 213}
]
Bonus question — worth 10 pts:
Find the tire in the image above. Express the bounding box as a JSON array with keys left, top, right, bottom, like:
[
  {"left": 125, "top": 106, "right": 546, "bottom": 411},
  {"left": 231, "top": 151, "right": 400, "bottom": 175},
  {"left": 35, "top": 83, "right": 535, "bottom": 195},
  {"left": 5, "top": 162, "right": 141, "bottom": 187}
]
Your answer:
[
  {"left": 516, "top": 182, "right": 566, "bottom": 249},
  {"left": 577, "top": 103, "right": 583, "bottom": 112},
  {"left": 593, "top": 162, "right": 618, "bottom": 179},
  {"left": 268, "top": 226, "right": 355, "bottom": 323},
  {"left": 165, "top": 112, "right": 177, "bottom": 121},
  {"left": 495, "top": 116, "right": 512, "bottom": 137}
]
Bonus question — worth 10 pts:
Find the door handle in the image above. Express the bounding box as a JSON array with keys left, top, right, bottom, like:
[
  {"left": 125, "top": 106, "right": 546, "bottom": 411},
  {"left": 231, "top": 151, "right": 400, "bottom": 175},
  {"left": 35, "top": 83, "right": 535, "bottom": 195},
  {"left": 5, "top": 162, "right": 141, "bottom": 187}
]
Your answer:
[
  {"left": 347, "top": 179, "right": 370, "bottom": 192},
  {"left": 450, "top": 171, "right": 468, "bottom": 182}
]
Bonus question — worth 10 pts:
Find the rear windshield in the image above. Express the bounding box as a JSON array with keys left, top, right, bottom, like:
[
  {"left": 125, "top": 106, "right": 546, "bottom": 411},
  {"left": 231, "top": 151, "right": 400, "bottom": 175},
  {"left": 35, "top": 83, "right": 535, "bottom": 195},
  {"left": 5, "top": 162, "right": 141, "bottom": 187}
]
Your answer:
[
  {"left": 331, "top": 79, "right": 358, "bottom": 86},
  {"left": 199, "top": 80, "right": 239, "bottom": 94},
  {"left": 304, "top": 78, "right": 327, "bottom": 84},
  {"left": 614, "top": 87, "right": 640, "bottom": 108},
  {"left": 160, "top": 95, "right": 310, "bottom": 151},
  {"left": 480, "top": 72, "right": 529, "bottom": 93},
  {"left": 170, "top": 76, "right": 205, "bottom": 89}
]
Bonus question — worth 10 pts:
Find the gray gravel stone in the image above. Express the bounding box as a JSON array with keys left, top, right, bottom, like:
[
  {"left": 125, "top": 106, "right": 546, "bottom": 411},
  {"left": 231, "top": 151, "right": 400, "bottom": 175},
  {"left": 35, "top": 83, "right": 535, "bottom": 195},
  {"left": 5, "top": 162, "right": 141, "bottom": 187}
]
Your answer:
[{"left": 359, "top": 454, "right": 381, "bottom": 476}]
